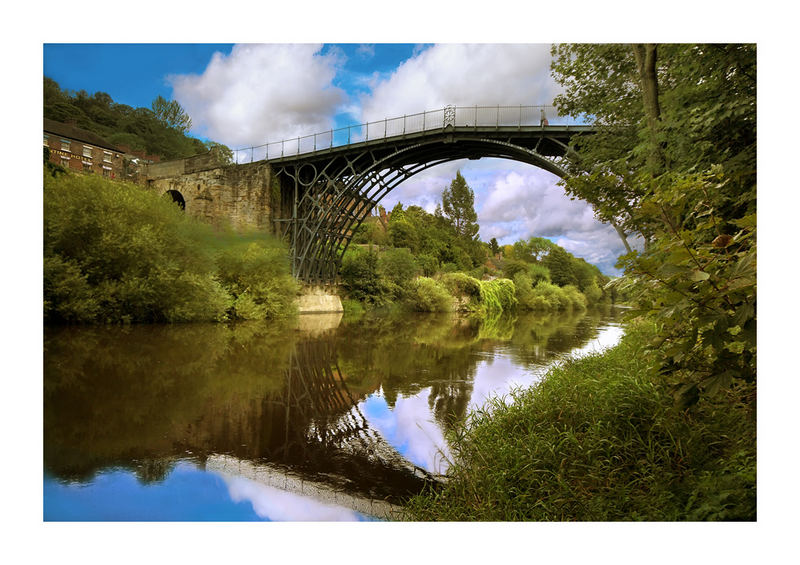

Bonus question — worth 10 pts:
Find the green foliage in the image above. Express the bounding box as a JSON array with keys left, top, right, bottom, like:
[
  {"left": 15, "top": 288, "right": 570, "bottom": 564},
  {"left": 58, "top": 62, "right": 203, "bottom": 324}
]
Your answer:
[
  {"left": 501, "top": 258, "right": 529, "bottom": 280},
  {"left": 215, "top": 240, "right": 299, "bottom": 320},
  {"left": 618, "top": 169, "right": 756, "bottom": 403},
  {"left": 352, "top": 218, "right": 388, "bottom": 245},
  {"left": 441, "top": 171, "right": 479, "bottom": 240},
  {"left": 43, "top": 171, "right": 296, "bottom": 323},
  {"left": 552, "top": 43, "right": 756, "bottom": 404},
  {"left": 339, "top": 246, "right": 387, "bottom": 304},
  {"left": 406, "top": 277, "right": 453, "bottom": 312},
  {"left": 44, "top": 172, "right": 228, "bottom": 322},
  {"left": 387, "top": 217, "right": 419, "bottom": 250},
  {"left": 477, "top": 279, "right": 517, "bottom": 315},
  {"left": 543, "top": 245, "right": 579, "bottom": 287},
  {"left": 439, "top": 272, "right": 482, "bottom": 298},
  {"left": 403, "top": 325, "right": 756, "bottom": 521},
  {"left": 151, "top": 95, "right": 193, "bottom": 133},
  {"left": 527, "top": 262, "right": 552, "bottom": 286},
  {"left": 514, "top": 276, "right": 588, "bottom": 313},
  {"left": 378, "top": 247, "right": 418, "bottom": 286}
]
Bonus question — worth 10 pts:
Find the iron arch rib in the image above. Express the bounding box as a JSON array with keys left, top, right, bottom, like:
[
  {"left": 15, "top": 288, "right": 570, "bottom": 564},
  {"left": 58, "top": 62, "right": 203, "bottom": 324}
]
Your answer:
[{"left": 271, "top": 130, "right": 584, "bottom": 284}]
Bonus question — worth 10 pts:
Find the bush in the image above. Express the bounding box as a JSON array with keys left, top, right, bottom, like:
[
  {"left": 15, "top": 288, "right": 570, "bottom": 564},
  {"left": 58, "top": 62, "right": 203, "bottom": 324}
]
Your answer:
[
  {"left": 215, "top": 240, "right": 299, "bottom": 320},
  {"left": 378, "top": 247, "right": 418, "bottom": 287},
  {"left": 562, "top": 284, "right": 588, "bottom": 310},
  {"left": 406, "top": 277, "right": 453, "bottom": 312},
  {"left": 502, "top": 258, "right": 529, "bottom": 280},
  {"left": 477, "top": 279, "right": 517, "bottom": 315},
  {"left": 339, "top": 246, "right": 387, "bottom": 304},
  {"left": 44, "top": 172, "right": 231, "bottom": 323},
  {"left": 527, "top": 263, "right": 551, "bottom": 285},
  {"left": 439, "top": 272, "right": 481, "bottom": 298}
]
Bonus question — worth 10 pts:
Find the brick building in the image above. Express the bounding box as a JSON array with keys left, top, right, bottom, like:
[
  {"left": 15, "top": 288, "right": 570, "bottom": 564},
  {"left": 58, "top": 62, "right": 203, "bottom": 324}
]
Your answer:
[{"left": 43, "top": 118, "right": 124, "bottom": 178}]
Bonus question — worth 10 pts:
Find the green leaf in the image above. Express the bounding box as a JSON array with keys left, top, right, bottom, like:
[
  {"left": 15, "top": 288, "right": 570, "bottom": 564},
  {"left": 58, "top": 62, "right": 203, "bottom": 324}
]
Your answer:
[{"left": 689, "top": 270, "right": 710, "bottom": 282}]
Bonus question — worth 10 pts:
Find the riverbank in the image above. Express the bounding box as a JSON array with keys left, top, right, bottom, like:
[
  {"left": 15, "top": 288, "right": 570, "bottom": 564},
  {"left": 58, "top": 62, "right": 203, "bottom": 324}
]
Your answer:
[{"left": 401, "top": 322, "right": 756, "bottom": 521}]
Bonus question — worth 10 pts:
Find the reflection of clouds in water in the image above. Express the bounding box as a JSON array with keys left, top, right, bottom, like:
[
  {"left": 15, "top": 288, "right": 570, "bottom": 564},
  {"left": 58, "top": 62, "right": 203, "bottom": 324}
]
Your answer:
[
  {"left": 567, "top": 324, "right": 625, "bottom": 358},
  {"left": 360, "top": 323, "right": 624, "bottom": 476},
  {"left": 362, "top": 389, "right": 450, "bottom": 474},
  {"left": 221, "top": 474, "right": 362, "bottom": 521},
  {"left": 468, "top": 355, "right": 541, "bottom": 412}
]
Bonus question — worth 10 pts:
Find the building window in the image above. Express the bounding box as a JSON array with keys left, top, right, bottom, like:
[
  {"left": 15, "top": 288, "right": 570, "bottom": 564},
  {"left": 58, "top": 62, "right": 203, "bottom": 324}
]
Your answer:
[
  {"left": 103, "top": 151, "right": 112, "bottom": 163},
  {"left": 44, "top": 134, "right": 49, "bottom": 146},
  {"left": 61, "top": 139, "right": 71, "bottom": 152},
  {"left": 60, "top": 157, "right": 70, "bottom": 169},
  {"left": 82, "top": 162, "right": 92, "bottom": 173},
  {"left": 83, "top": 146, "right": 93, "bottom": 159},
  {"left": 102, "top": 168, "right": 111, "bottom": 178}
]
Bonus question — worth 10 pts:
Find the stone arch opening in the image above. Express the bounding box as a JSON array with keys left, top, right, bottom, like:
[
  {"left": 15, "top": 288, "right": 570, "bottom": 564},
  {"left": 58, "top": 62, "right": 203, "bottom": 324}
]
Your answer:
[{"left": 165, "top": 189, "right": 186, "bottom": 211}]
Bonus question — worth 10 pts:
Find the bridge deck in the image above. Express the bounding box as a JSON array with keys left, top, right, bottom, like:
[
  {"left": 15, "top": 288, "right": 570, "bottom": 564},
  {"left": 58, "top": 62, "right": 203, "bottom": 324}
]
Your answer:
[{"left": 265, "top": 124, "right": 594, "bottom": 166}]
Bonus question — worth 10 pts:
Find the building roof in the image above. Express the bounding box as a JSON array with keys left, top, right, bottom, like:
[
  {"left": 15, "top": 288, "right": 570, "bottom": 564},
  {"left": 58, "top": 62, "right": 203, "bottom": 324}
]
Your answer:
[{"left": 43, "top": 118, "right": 122, "bottom": 152}]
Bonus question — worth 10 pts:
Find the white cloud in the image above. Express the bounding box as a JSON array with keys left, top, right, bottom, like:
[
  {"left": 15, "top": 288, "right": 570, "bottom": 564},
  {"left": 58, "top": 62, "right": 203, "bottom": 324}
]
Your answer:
[
  {"left": 169, "top": 44, "right": 346, "bottom": 148},
  {"left": 358, "top": 44, "right": 558, "bottom": 121},
  {"left": 221, "top": 473, "right": 361, "bottom": 521}
]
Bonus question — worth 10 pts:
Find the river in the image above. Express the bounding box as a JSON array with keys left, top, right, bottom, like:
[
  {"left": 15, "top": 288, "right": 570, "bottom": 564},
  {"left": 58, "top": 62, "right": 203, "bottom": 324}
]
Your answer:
[{"left": 43, "top": 306, "right": 624, "bottom": 521}]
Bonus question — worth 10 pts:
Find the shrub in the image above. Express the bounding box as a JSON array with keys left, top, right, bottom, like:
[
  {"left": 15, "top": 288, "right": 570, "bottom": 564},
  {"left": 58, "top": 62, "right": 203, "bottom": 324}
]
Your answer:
[
  {"left": 439, "top": 272, "right": 481, "bottom": 298},
  {"left": 502, "top": 258, "right": 529, "bottom": 280},
  {"left": 378, "top": 247, "right": 418, "bottom": 287},
  {"left": 339, "top": 246, "right": 387, "bottom": 304},
  {"left": 477, "top": 279, "right": 517, "bottom": 315},
  {"left": 527, "top": 262, "right": 551, "bottom": 285},
  {"left": 562, "top": 284, "right": 588, "bottom": 310},
  {"left": 416, "top": 254, "right": 439, "bottom": 277},
  {"left": 583, "top": 278, "right": 604, "bottom": 304},
  {"left": 215, "top": 240, "right": 299, "bottom": 320},
  {"left": 43, "top": 171, "right": 297, "bottom": 323},
  {"left": 406, "top": 277, "right": 453, "bottom": 312},
  {"left": 44, "top": 172, "right": 231, "bottom": 323}
]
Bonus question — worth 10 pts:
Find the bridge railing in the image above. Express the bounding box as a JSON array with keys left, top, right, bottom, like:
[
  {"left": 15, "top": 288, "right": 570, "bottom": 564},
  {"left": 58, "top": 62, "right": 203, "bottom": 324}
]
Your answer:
[{"left": 232, "top": 104, "right": 558, "bottom": 164}]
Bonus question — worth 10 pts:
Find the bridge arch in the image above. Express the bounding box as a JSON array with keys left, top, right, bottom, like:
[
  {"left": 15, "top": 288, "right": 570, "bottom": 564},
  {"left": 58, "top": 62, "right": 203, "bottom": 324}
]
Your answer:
[
  {"left": 308, "top": 141, "right": 569, "bottom": 283},
  {"left": 165, "top": 189, "right": 186, "bottom": 211},
  {"left": 266, "top": 111, "right": 591, "bottom": 283}
]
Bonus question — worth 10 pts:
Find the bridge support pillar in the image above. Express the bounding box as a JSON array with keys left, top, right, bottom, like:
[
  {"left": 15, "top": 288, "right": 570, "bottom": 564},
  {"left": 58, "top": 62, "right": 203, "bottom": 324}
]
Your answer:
[{"left": 296, "top": 285, "right": 343, "bottom": 314}]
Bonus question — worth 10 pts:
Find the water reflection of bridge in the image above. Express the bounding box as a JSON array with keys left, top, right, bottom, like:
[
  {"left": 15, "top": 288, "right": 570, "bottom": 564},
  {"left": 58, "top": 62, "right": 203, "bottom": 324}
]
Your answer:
[{"left": 250, "top": 337, "right": 437, "bottom": 506}]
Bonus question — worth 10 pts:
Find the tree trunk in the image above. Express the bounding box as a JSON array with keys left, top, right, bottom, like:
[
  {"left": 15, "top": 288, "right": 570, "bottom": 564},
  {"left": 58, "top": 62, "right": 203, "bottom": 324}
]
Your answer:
[
  {"left": 610, "top": 219, "right": 633, "bottom": 254},
  {"left": 631, "top": 44, "right": 665, "bottom": 174}
]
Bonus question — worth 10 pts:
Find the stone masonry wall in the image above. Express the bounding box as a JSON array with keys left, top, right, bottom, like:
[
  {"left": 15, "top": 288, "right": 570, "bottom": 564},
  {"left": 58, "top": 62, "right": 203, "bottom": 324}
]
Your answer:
[{"left": 145, "top": 153, "right": 278, "bottom": 233}]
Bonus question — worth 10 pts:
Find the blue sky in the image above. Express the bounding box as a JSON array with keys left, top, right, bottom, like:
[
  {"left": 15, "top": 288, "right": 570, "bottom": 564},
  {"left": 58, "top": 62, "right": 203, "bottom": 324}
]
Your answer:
[{"left": 43, "top": 42, "right": 635, "bottom": 274}]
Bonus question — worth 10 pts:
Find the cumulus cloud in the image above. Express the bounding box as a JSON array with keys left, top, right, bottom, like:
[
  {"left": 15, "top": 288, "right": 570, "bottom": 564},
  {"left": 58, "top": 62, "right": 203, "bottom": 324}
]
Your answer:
[
  {"left": 169, "top": 44, "right": 346, "bottom": 148},
  {"left": 358, "top": 44, "right": 558, "bottom": 121}
]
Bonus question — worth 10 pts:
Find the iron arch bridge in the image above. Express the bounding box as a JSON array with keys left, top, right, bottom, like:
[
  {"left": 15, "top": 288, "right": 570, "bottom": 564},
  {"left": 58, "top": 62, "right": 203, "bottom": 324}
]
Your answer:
[{"left": 240, "top": 105, "right": 594, "bottom": 284}]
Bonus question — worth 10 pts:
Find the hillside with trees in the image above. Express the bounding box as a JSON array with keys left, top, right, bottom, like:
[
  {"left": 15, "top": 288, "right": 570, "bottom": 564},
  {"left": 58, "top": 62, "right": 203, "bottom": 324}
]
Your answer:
[{"left": 43, "top": 77, "right": 226, "bottom": 161}]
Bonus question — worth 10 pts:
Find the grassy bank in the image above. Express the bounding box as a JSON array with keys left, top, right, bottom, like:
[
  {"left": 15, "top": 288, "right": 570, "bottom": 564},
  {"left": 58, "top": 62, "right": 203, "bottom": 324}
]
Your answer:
[{"left": 402, "top": 323, "right": 756, "bottom": 521}]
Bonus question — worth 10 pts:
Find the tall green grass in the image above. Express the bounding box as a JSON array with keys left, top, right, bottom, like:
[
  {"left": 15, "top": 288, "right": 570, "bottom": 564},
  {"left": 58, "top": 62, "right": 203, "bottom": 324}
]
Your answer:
[{"left": 402, "top": 324, "right": 756, "bottom": 521}]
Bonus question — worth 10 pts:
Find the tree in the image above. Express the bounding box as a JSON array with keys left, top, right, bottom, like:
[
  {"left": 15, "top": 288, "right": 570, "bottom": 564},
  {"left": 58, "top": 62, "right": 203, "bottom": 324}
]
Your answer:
[
  {"left": 151, "top": 95, "right": 193, "bottom": 133},
  {"left": 489, "top": 238, "right": 500, "bottom": 256},
  {"left": 552, "top": 43, "right": 756, "bottom": 404},
  {"left": 441, "top": 171, "right": 479, "bottom": 240}
]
